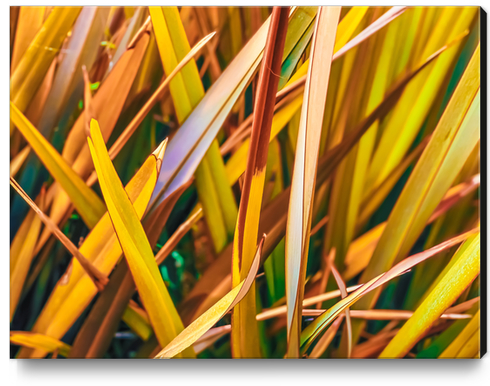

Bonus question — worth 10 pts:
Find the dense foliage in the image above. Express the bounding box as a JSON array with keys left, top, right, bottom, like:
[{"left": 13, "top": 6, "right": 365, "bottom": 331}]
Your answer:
[{"left": 10, "top": 6, "right": 481, "bottom": 359}]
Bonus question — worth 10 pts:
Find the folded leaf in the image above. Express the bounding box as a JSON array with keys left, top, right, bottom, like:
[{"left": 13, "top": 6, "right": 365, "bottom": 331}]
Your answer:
[
  {"left": 156, "top": 236, "right": 265, "bottom": 358},
  {"left": 11, "top": 332, "right": 71, "bottom": 358},
  {"left": 87, "top": 119, "right": 193, "bottom": 357},
  {"left": 20, "top": 136, "right": 164, "bottom": 358}
]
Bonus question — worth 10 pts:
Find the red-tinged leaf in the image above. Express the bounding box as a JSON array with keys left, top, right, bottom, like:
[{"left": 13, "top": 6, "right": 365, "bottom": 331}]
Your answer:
[
  {"left": 230, "top": 6, "right": 289, "bottom": 359},
  {"left": 10, "top": 177, "right": 108, "bottom": 290},
  {"left": 300, "top": 227, "right": 479, "bottom": 352},
  {"left": 146, "top": 7, "right": 316, "bottom": 213},
  {"left": 155, "top": 236, "right": 266, "bottom": 358}
]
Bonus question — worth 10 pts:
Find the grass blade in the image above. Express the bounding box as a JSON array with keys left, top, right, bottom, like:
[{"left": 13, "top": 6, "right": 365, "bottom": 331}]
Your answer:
[
  {"left": 300, "top": 227, "right": 478, "bottom": 353},
  {"left": 99, "top": 32, "right": 217, "bottom": 164},
  {"left": 10, "top": 6, "right": 46, "bottom": 73},
  {"left": 156, "top": 236, "right": 265, "bottom": 358},
  {"left": 231, "top": 6, "right": 289, "bottom": 358},
  {"left": 10, "top": 146, "right": 30, "bottom": 177},
  {"left": 87, "top": 119, "right": 193, "bottom": 357},
  {"left": 69, "top": 194, "right": 200, "bottom": 358},
  {"left": 10, "top": 102, "right": 106, "bottom": 228},
  {"left": 10, "top": 177, "right": 108, "bottom": 291},
  {"left": 10, "top": 190, "right": 43, "bottom": 320},
  {"left": 150, "top": 6, "right": 237, "bottom": 252},
  {"left": 352, "top": 44, "right": 480, "bottom": 343},
  {"left": 439, "top": 310, "right": 480, "bottom": 358},
  {"left": 10, "top": 7, "right": 81, "bottom": 128},
  {"left": 285, "top": 6, "right": 341, "bottom": 358},
  {"left": 379, "top": 233, "right": 480, "bottom": 358},
  {"left": 10, "top": 332, "right": 71, "bottom": 358},
  {"left": 147, "top": 7, "right": 316, "bottom": 212},
  {"left": 20, "top": 136, "right": 165, "bottom": 358}
]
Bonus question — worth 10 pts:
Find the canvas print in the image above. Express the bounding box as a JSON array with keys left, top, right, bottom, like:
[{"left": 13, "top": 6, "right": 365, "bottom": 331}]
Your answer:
[{"left": 9, "top": 6, "right": 483, "bottom": 359}]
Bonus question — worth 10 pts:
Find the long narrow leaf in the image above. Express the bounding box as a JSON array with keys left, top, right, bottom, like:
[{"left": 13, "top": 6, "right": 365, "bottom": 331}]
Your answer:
[
  {"left": 87, "top": 119, "right": 193, "bottom": 358},
  {"left": 156, "top": 236, "right": 265, "bottom": 358},
  {"left": 10, "top": 103, "right": 106, "bottom": 228},
  {"left": 379, "top": 234, "right": 480, "bottom": 358},
  {"left": 285, "top": 6, "right": 340, "bottom": 358},
  {"left": 352, "top": 44, "right": 480, "bottom": 343},
  {"left": 20, "top": 136, "right": 166, "bottom": 358},
  {"left": 231, "top": 6, "right": 289, "bottom": 358}
]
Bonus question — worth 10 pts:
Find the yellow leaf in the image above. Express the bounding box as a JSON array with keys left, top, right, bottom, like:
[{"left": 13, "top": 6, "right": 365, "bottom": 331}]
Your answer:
[
  {"left": 300, "top": 228, "right": 478, "bottom": 353},
  {"left": 366, "top": 7, "right": 477, "bottom": 192},
  {"left": 333, "top": 6, "right": 368, "bottom": 52},
  {"left": 42, "top": 21, "right": 151, "bottom": 240},
  {"left": 20, "top": 138, "right": 163, "bottom": 358},
  {"left": 10, "top": 7, "right": 46, "bottom": 73},
  {"left": 10, "top": 146, "right": 30, "bottom": 177},
  {"left": 122, "top": 302, "right": 153, "bottom": 342},
  {"left": 10, "top": 177, "right": 108, "bottom": 290},
  {"left": 225, "top": 95, "right": 303, "bottom": 185},
  {"left": 231, "top": 7, "right": 290, "bottom": 358},
  {"left": 10, "top": 102, "right": 106, "bottom": 229},
  {"left": 380, "top": 234, "right": 480, "bottom": 358},
  {"left": 87, "top": 119, "right": 193, "bottom": 358},
  {"left": 150, "top": 6, "right": 237, "bottom": 252},
  {"left": 11, "top": 332, "right": 71, "bottom": 358},
  {"left": 10, "top": 6, "right": 81, "bottom": 131},
  {"left": 10, "top": 195, "right": 43, "bottom": 321},
  {"left": 352, "top": 43, "right": 480, "bottom": 343},
  {"left": 439, "top": 310, "right": 480, "bottom": 358},
  {"left": 156, "top": 236, "right": 265, "bottom": 358}
]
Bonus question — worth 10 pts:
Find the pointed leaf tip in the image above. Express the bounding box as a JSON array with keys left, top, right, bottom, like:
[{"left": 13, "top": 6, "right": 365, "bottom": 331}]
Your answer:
[{"left": 153, "top": 138, "right": 168, "bottom": 173}]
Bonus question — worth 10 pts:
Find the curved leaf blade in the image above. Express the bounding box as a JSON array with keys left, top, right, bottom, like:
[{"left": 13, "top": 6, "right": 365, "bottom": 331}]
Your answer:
[{"left": 87, "top": 119, "right": 193, "bottom": 358}]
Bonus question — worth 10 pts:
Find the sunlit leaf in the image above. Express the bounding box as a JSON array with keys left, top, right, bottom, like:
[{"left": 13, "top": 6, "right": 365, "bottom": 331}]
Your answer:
[
  {"left": 380, "top": 233, "right": 480, "bottom": 358},
  {"left": 300, "top": 228, "right": 478, "bottom": 353},
  {"left": 10, "top": 7, "right": 81, "bottom": 130},
  {"left": 352, "top": 44, "right": 480, "bottom": 343},
  {"left": 285, "top": 6, "right": 341, "bottom": 358},
  {"left": 20, "top": 135, "right": 164, "bottom": 358},
  {"left": 156, "top": 236, "right": 265, "bottom": 358},
  {"left": 10, "top": 102, "right": 106, "bottom": 228},
  {"left": 87, "top": 119, "right": 193, "bottom": 357},
  {"left": 10, "top": 332, "right": 71, "bottom": 358}
]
